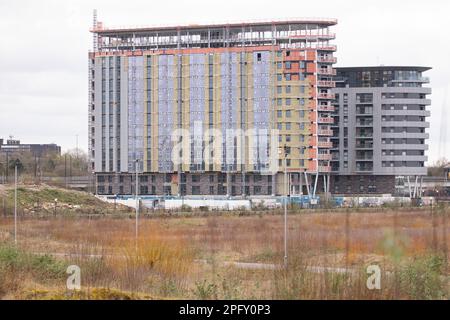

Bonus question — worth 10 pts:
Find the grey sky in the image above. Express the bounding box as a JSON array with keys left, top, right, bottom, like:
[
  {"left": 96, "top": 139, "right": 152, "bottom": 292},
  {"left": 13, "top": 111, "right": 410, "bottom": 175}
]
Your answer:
[{"left": 0, "top": 0, "right": 449, "bottom": 163}]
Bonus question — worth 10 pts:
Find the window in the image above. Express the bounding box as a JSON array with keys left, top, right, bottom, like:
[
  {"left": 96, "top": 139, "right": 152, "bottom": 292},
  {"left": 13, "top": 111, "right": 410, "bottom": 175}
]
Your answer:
[
  {"left": 257, "top": 53, "right": 262, "bottom": 62},
  {"left": 192, "top": 186, "right": 200, "bottom": 195},
  {"left": 285, "top": 135, "right": 291, "bottom": 142},
  {"left": 286, "top": 123, "right": 291, "bottom": 130},
  {"left": 285, "top": 61, "right": 291, "bottom": 69},
  {"left": 209, "top": 186, "right": 215, "bottom": 194},
  {"left": 285, "top": 74, "right": 291, "bottom": 81},
  {"left": 277, "top": 110, "right": 282, "bottom": 118},
  {"left": 286, "top": 98, "right": 291, "bottom": 106},
  {"left": 277, "top": 86, "right": 282, "bottom": 94},
  {"left": 286, "top": 85, "right": 291, "bottom": 93},
  {"left": 286, "top": 110, "right": 292, "bottom": 118}
]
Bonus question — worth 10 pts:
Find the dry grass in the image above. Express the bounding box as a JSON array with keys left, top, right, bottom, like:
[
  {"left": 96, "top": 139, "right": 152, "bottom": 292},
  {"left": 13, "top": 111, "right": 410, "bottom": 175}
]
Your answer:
[{"left": 0, "top": 205, "right": 449, "bottom": 299}]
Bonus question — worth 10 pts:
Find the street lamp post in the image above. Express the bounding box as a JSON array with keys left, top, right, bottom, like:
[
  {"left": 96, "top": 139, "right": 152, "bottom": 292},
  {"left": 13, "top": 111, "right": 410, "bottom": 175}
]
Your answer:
[
  {"left": 135, "top": 159, "right": 139, "bottom": 248},
  {"left": 279, "top": 145, "right": 288, "bottom": 268},
  {"left": 54, "top": 198, "right": 58, "bottom": 217},
  {"left": 14, "top": 164, "right": 17, "bottom": 245},
  {"left": 283, "top": 146, "right": 288, "bottom": 268}
]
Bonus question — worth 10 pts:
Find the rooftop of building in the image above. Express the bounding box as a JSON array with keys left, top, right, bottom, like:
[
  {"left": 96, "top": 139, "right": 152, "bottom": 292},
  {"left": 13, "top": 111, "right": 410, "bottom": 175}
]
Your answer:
[
  {"left": 91, "top": 17, "right": 338, "bottom": 35},
  {"left": 336, "top": 66, "right": 431, "bottom": 72}
]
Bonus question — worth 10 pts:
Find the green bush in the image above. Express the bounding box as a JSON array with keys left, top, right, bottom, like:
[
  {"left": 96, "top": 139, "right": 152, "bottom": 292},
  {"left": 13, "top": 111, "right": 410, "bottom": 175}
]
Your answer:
[
  {"left": 399, "top": 254, "right": 447, "bottom": 300},
  {"left": 193, "top": 279, "right": 218, "bottom": 300},
  {"left": 0, "top": 243, "right": 67, "bottom": 281}
]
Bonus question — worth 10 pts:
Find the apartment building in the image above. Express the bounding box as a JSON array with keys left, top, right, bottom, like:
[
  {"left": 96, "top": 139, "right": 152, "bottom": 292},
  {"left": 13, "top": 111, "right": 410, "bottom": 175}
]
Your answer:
[
  {"left": 330, "top": 66, "right": 431, "bottom": 194},
  {"left": 89, "top": 17, "right": 337, "bottom": 196}
]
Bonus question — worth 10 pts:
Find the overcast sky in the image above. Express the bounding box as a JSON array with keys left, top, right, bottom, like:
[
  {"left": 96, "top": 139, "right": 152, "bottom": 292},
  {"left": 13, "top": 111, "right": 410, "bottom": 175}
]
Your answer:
[{"left": 0, "top": 0, "right": 449, "bottom": 163}]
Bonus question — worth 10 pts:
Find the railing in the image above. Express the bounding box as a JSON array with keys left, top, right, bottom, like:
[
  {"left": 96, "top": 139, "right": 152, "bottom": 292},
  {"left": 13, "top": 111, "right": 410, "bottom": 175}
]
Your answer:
[
  {"left": 356, "top": 122, "right": 373, "bottom": 126},
  {"left": 318, "top": 45, "right": 337, "bottom": 51},
  {"left": 318, "top": 165, "right": 331, "bottom": 172},
  {"left": 318, "top": 153, "right": 332, "bottom": 161},
  {"left": 317, "top": 80, "right": 336, "bottom": 87},
  {"left": 317, "top": 56, "right": 337, "bottom": 63},
  {"left": 318, "top": 117, "right": 334, "bottom": 124},
  {"left": 317, "top": 68, "right": 337, "bottom": 76},
  {"left": 318, "top": 93, "right": 336, "bottom": 99},
  {"left": 318, "top": 129, "right": 333, "bottom": 136},
  {"left": 318, "top": 105, "right": 335, "bottom": 112},
  {"left": 289, "top": 33, "right": 336, "bottom": 40},
  {"left": 318, "top": 141, "right": 333, "bottom": 148}
]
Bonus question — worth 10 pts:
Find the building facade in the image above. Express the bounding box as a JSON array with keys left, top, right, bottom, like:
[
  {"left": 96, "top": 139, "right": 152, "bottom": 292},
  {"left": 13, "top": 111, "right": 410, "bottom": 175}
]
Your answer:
[
  {"left": 0, "top": 138, "right": 61, "bottom": 157},
  {"left": 330, "top": 67, "right": 431, "bottom": 194},
  {"left": 89, "top": 18, "right": 338, "bottom": 196}
]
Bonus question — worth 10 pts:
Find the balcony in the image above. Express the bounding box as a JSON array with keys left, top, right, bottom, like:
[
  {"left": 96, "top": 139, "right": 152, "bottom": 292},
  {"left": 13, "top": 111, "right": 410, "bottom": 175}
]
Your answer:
[
  {"left": 317, "top": 68, "right": 337, "bottom": 76},
  {"left": 317, "top": 56, "right": 337, "bottom": 63},
  {"left": 318, "top": 45, "right": 337, "bottom": 51},
  {"left": 356, "top": 156, "right": 374, "bottom": 161},
  {"left": 382, "top": 110, "right": 431, "bottom": 117},
  {"left": 318, "top": 129, "right": 333, "bottom": 136},
  {"left": 355, "top": 143, "right": 374, "bottom": 149},
  {"left": 356, "top": 121, "right": 373, "bottom": 127},
  {"left": 318, "top": 165, "right": 332, "bottom": 172},
  {"left": 318, "top": 141, "right": 333, "bottom": 148},
  {"left": 318, "top": 153, "right": 332, "bottom": 161},
  {"left": 390, "top": 77, "right": 430, "bottom": 84},
  {"left": 317, "top": 80, "right": 336, "bottom": 88},
  {"left": 381, "top": 132, "right": 429, "bottom": 139},
  {"left": 318, "top": 117, "right": 334, "bottom": 124},
  {"left": 289, "top": 33, "right": 336, "bottom": 40},
  {"left": 355, "top": 133, "right": 373, "bottom": 138},
  {"left": 318, "top": 92, "right": 336, "bottom": 99},
  {"left": 382, "top": 121, "right": 430, "bottom": 128},
  {"left": 318, "top": 105, "right": 335, "bottom": 112}
]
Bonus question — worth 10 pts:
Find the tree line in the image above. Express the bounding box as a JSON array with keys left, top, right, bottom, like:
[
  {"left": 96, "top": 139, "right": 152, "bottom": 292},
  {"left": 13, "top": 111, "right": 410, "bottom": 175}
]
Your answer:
[{"left": 0, "top": 149, "right": 90, "bottom": 181}]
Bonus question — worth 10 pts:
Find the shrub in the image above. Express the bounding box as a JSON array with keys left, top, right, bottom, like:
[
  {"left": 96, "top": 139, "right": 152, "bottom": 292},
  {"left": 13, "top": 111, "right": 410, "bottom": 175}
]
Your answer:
[{"left": 399, "top": 254, "right": 447, "bottom": 300}]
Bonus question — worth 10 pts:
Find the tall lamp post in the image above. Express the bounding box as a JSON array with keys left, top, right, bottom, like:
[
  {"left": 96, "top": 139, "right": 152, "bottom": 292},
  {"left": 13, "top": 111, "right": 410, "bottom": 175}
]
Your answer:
[
  {"left": 279, "top": 145, "right": 289, "bottom": 268},
  {"left": 135, "top": 159, "right": 139, "bottom": 248},
  {"left": 14, "top": 164, "right": 17, "bottom": 245}
]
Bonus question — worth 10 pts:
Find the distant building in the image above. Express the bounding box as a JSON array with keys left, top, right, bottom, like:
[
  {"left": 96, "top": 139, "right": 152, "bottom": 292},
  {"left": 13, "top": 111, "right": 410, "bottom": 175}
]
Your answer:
[
  {"left": 0, "top": 138, "right": 61, "bottom": 157},
  {"left": 330, "top": 66, "right": 431, "bottom": 194}
]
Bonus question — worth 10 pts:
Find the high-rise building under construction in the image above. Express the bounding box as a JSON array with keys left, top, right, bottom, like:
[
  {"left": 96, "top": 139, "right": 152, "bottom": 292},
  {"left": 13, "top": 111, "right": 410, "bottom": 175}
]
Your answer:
[{"left": 89, "top": 17, "right": 338, "bottom": 196}]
